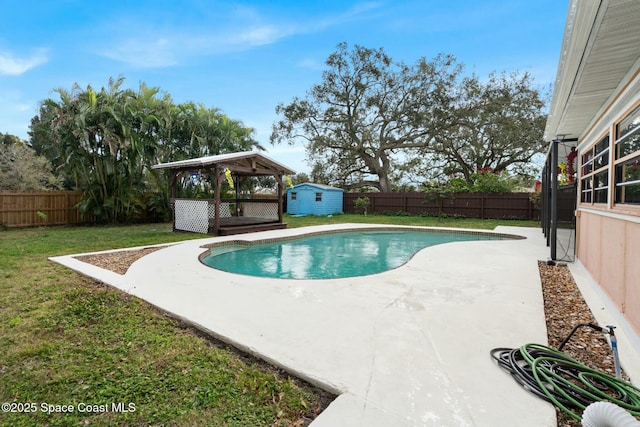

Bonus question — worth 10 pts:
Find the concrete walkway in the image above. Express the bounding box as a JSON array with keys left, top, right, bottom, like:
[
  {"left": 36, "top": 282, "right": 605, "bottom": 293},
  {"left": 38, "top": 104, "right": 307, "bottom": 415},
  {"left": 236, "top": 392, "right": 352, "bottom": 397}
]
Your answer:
[{"left": 52, "top": 224, "right": 558, "bottom": 426}]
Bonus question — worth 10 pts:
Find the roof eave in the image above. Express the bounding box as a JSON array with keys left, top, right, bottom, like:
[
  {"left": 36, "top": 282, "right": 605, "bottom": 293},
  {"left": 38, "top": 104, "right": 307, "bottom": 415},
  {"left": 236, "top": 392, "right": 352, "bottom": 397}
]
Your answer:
[{"left": 151, "top": 151, "right": 296, "bottom": 175}]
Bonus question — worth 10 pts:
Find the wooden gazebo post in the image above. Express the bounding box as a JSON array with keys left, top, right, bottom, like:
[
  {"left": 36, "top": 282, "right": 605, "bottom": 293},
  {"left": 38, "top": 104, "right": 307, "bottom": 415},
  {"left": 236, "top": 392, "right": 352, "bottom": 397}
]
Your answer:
[
  {"left": 169, "top": 170, "right": 178, "bottom": 231},
  {"left": 275, "top": 174, "right": 284, "bottom": 223},
  {"left": 213, "top": 167, "right": 226, "bottom": 235}
]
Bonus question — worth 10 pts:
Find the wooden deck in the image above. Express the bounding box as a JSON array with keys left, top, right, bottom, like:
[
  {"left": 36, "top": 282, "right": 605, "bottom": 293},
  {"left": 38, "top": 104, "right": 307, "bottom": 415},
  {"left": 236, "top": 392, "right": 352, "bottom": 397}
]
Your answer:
[{"left": 212, "top": 217, "right": 287, "bottom": 236}]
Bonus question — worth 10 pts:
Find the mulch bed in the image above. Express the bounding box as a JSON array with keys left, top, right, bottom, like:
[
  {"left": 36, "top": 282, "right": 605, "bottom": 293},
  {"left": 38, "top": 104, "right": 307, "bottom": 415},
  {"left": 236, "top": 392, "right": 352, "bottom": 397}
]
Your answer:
[
  {"left": 538, "top": 261, "right": 631, "bottom": 426},
  {"left": 74, "top": 247, "right": 165, "bottom": 275}
]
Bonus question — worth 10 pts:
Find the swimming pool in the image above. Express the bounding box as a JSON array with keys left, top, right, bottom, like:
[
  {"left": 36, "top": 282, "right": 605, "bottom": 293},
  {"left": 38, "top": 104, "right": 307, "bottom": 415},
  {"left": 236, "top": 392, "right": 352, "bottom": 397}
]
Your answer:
[{"left": 200, "top": 229, "right": 510, "bottom": 279}]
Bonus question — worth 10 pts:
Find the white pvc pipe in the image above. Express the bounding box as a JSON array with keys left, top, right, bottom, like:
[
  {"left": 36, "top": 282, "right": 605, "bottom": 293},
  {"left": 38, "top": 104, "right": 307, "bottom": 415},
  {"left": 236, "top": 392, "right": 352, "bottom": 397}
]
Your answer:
[{"left": 582, "top": 402, "right": 640, "bottom": 427}]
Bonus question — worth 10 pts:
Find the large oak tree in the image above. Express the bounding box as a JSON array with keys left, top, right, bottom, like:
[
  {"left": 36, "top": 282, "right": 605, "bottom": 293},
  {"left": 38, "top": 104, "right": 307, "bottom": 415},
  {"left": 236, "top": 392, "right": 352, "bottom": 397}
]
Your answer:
[
  {"left": 271, "top": 43, "right": 547, "bottom": 190},
  {"left": 271, "top": 42, "right": 461, "bottom": 191},
  {"left": 430, "top": 71, "right": 547, "bottom": 183}
]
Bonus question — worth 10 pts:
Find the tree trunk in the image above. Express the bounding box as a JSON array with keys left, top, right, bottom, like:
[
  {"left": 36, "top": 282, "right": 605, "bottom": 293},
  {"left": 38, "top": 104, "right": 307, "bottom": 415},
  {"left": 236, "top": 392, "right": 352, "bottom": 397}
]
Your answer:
[
  {"left": 378, "top": 172, "right": 391, "bottom": 192},
  {"left": 377, "top": 151, "right": 392, "bottom": 191}
]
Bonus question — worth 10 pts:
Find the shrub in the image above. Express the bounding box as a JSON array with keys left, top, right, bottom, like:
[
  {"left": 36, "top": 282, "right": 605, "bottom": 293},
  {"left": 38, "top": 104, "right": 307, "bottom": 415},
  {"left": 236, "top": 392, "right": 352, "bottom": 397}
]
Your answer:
[{"left": 354, "top": 197, "right": 370, "bottom": 215}]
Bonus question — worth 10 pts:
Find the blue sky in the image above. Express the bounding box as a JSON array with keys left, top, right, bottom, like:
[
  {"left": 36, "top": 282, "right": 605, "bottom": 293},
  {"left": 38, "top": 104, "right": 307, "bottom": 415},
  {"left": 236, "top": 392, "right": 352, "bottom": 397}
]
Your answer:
[{"left": 1, "top": 0, "right": 568, "bottom": 173}]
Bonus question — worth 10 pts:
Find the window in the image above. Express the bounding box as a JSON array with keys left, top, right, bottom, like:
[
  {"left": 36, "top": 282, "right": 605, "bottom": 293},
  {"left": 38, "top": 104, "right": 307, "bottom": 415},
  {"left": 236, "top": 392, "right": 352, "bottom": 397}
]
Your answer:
[
  {"left": 315, "top": 192, "right": 322, "bottom": 202},
  {"left": 291, "top": 192, "right": 297, "bottom": 201},
  {"left": 615, "top": 157, "right": 640, "bottom": 204},
  {"left": 614, "top": 104, "right": 640, "bottom": 205},
  {"left": 580, "top": 134, "right": 609, "bottom": 204}
]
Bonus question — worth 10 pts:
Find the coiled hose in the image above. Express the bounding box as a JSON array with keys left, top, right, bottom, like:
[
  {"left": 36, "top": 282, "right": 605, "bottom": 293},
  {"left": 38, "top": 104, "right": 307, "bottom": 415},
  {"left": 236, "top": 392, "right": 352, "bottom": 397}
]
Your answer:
[{"left": 490, "top": 343, "right": 640, "bottom": 422}]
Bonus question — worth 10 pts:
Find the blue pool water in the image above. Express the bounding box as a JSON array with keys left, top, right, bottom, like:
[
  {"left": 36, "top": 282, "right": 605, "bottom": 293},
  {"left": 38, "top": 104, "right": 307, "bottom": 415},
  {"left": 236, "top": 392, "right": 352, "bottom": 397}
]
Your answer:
[{"left": 201, "top": 229, "right": 508, "bottom": 279}]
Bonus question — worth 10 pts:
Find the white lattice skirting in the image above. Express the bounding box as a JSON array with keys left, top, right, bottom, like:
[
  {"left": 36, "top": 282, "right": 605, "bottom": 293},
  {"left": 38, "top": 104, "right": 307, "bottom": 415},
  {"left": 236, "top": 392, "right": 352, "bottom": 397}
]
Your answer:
[
  {"left": 209, "top": 203, "right": 232, "bottom": 219},
  {"left": 174, "top": 199, "right": 279, "bottom": 234},
  {"left": 174, "top": 199, "right": 209, "bottom": 234},
  {"left": 243, "top": 202, "right": 278, "bottom": 219}
]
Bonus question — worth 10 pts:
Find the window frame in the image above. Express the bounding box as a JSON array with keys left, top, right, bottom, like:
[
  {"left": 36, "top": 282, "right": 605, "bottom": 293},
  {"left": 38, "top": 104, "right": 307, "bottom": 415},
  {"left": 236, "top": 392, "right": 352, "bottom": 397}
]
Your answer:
[
  {"left": 613, "top": 103, "right": 640, "bottom": 207},
  {"left": 579, "top": 133, "right": 610, "bottom": 205}
]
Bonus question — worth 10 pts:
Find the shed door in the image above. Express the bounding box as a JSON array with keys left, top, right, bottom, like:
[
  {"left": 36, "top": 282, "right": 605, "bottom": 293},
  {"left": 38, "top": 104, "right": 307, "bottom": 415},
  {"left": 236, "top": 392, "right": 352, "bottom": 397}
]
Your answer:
[{"left": 299, "top": 189, "right": 314, "bottom": 214}]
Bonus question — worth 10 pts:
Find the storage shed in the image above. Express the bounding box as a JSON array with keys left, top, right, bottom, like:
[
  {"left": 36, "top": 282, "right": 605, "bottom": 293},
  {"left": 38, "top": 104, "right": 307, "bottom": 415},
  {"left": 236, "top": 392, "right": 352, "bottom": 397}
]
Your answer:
[{"left": 287, "top": 183, "right": 344, "bottom": 215}]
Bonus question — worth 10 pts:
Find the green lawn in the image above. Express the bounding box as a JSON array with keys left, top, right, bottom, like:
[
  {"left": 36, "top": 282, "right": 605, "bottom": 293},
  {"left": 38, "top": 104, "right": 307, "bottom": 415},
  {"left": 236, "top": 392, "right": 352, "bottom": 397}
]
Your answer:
[
  {"left": 0, "top": 224, "right": 331, "bottom": 427},
  {"left": 0, "top": 215, "right": 538, "bottom": 426},
  {"left": 283, "top": 213, "right": 539, "bottom": 229}
]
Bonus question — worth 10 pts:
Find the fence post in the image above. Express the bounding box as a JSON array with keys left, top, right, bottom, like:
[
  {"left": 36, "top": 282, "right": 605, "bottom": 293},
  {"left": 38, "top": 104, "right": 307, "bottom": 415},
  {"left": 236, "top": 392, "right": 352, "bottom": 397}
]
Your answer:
[{"left": 65, "top": 192, "right": 70, "bottom": 224}]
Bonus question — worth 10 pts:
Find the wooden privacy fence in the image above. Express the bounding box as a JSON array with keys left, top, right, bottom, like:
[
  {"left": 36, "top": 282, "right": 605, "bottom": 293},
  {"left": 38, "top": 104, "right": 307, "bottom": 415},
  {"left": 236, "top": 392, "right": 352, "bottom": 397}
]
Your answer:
[
  {"left": 0, "top": 191, "right": 90, "bottom": 228},
  {"left": 344, "top": 192, "right": 540, "bottom": 220},
  {"left": 1, "top": 190, "right": 543, "bottom": 228}
]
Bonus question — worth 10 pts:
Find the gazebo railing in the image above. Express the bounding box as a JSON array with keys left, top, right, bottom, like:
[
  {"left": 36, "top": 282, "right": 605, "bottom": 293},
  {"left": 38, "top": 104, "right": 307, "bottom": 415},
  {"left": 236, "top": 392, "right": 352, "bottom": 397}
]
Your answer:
[
  {"left": 225, "top": 198, "right": 279, "bottom": 219},
  {"left": 172, "top": 198, "right": 280, "bottom": 234}
]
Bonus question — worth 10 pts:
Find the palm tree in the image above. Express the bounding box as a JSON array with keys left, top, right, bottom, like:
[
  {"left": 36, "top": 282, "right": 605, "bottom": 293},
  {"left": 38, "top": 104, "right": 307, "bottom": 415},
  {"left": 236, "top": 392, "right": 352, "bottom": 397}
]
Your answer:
[{"left": 31, "top": 76, "right": 267, "bottom": 223}]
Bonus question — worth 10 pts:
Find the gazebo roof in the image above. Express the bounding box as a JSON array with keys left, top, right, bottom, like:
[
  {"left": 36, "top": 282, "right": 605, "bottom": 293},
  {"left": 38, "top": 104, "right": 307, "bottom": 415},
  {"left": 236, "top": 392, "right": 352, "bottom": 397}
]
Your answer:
[{"left": 151, "top": 150, "right": 295, "bottom": 176}]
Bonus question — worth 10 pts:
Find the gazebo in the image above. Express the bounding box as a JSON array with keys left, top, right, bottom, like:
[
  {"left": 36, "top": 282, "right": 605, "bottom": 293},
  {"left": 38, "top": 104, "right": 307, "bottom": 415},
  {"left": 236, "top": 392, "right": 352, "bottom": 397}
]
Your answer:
[{"left": 152, "top": 151, "right": 295, "bottom": 236}]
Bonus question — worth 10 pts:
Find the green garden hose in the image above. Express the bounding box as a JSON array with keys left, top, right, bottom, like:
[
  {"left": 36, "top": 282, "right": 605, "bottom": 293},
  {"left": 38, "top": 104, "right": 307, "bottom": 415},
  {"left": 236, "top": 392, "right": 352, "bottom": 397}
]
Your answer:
[{"left": 491, "top": 343, "right": 640, "bottom": 421}]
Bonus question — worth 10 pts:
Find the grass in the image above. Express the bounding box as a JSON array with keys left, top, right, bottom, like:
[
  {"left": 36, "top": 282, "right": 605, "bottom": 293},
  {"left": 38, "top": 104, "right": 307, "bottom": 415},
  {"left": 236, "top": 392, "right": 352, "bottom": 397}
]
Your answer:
[
  {"left": 0, "top": 224, "right": 330, "bottom": 427},
  {"left": 0, "top": 215, "right": 538, "bottom": 426},
  {"left": 283, "top": 212, "right": 539, "bottom": 230}
]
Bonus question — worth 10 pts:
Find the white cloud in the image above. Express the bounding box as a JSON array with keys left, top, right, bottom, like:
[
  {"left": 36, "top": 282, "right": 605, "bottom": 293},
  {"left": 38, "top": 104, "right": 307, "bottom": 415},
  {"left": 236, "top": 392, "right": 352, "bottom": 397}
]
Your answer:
[
  {"left": 99, "top": 24, "right": 295, "bottom": 68},
  {"left": 100, "top": 37, "right": 180, "bottom": 68},
  {"left": 297, "top": 58, "right": 322, "bottom": 70},
  {"left": 236, "top": 25, "right": 287, "bottom": 46},
  {"left": 0, "top": 49, "right": 48, "bottom": 75},
  {"left": 315, "top": 1, "right": 383, "bottom": 28},
  {"left": 98, "top": 2, "right": 383, "bottom": 68}
]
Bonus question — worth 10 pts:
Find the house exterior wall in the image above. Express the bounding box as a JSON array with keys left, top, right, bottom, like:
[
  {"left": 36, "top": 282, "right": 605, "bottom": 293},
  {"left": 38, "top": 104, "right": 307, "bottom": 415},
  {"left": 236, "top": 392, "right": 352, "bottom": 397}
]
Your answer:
[
  {"left": 577, "top": 211, "right": 640, "bottom": 334},
  {"left": 575, "top": 69, "right": 640, "bottom": 336},
  {"left": 286, "top": 184, "right": 344, "bottom": 215}
]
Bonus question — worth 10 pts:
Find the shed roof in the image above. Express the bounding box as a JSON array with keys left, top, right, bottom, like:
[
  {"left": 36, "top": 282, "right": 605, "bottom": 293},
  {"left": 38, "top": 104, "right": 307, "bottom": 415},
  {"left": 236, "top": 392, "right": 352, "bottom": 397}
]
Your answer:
[
  {"left": 544, "top": 0, "right": 640, "bottom": 142},
  {"left": 151, "top": 151, "right": 295, "bottom": 176},
  {"left": 290, "top": 182, "right": 345, "bottom": 191}
]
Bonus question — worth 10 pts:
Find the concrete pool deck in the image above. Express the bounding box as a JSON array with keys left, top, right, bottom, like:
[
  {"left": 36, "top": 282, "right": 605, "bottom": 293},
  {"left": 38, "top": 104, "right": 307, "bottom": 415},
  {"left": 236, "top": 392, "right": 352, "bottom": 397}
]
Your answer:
[{"left": 50, "top": 224, "right": 640, "bottom": 426}]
